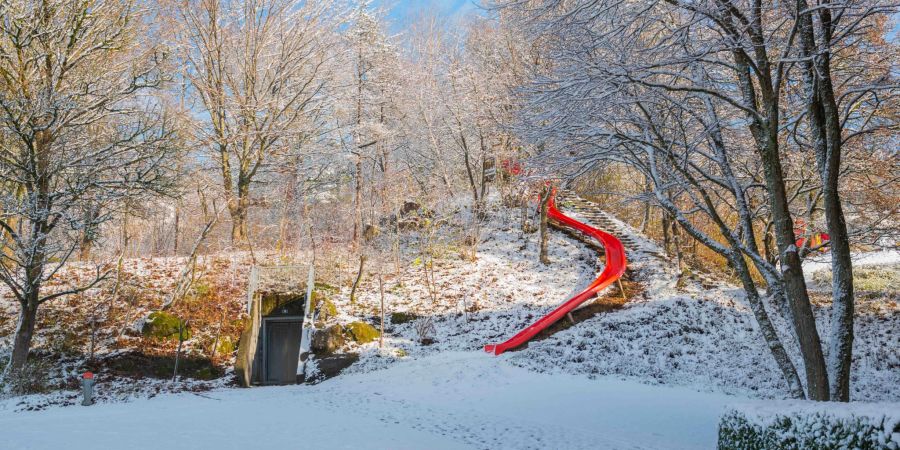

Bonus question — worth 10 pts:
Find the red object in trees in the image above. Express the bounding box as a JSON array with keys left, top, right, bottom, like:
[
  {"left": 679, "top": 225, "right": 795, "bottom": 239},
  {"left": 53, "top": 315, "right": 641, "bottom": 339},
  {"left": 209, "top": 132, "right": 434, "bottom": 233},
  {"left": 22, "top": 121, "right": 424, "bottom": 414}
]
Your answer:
[
  {"left": 83, "top": 372, "right": 94, "bottom": 380},
  {"left": 796, "top": 232, "right": 831, "bottom": 251},
  {"left": 794, "top": 218, "right": 830, "bottom": 251},
  {"left": 500, "top": 159, "right": 523, "bottom": 176},
  {"left": 484, "top": 191, "right": 627, "bottom": 355}
]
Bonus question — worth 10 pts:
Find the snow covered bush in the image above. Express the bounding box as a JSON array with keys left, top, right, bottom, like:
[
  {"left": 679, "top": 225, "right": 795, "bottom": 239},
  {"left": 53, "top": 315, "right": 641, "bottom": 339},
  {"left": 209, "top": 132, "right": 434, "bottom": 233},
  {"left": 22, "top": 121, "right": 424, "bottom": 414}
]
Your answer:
[
  {"left": 0, "top": 358, "right": 56, "bottom": 395},
  {"left": 414, "top": 317, "right": 436, "bottom": 345},
  {"left": 718, "top": 402, "right": 900, "bottom": 449}
]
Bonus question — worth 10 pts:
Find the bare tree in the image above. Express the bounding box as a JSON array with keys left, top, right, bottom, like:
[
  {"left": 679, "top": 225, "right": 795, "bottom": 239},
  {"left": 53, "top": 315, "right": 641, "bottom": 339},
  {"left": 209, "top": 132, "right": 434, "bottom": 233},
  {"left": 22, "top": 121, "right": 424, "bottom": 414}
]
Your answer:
[
  {"left": 791, "top": 0, "right": 898, "bottom": 401},
  {"left": 499, "top": 0, "right": 896, "bottom": 400},
  {"left": 0, "top": 0, "right": 176, "bottom": 375},
  {"left": 170, "top": 0, "right": 340, "bottom": 245}
]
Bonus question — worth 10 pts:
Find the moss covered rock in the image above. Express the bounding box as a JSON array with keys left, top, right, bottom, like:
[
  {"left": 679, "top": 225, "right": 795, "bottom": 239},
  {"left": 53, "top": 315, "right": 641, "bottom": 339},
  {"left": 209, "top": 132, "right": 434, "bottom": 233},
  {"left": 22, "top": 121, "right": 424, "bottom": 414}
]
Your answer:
[
  {"left": 311, "top": 325, "right": 346, "bottom": 354},
  {"left": 311, "top": 292, "right": 338, "bottom": 322},
  {"left": 390, "top": 311, "right": 420, "bottom": 325},
  {"left": 142, "top": 311, "right": 190, "bottom": 341},
  {"left": 345, "top": 321, "right": 380, "bottom": 344}
]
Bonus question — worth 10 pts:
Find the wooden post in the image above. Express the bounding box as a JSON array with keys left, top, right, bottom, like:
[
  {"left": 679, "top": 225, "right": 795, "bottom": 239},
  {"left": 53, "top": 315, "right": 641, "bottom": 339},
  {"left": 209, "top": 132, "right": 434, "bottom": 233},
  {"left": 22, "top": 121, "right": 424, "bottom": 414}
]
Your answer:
[
  {"left": 173, "top": 319, "right": 188, "bottom": 382},
  {"left": 378, "top": 273, "right": 385, "bottom": 349},
  {"left": 539, "top": 185, "right": 551, "bottom": 265}
]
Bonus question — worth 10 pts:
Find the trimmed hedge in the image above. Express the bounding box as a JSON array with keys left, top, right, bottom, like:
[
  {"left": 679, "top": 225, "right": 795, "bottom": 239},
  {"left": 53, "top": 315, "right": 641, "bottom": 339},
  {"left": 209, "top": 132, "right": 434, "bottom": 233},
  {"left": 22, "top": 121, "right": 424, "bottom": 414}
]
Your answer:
[{"left": 719, "top": 402, "right": 899, "bottom": 449}]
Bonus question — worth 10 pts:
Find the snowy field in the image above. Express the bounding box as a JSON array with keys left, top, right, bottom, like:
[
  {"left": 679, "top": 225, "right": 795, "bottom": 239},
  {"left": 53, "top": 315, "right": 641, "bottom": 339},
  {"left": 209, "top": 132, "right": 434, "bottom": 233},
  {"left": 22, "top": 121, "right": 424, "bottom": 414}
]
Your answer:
[{"left": 0, "top": 351, "right": 735, "bottom": 450}]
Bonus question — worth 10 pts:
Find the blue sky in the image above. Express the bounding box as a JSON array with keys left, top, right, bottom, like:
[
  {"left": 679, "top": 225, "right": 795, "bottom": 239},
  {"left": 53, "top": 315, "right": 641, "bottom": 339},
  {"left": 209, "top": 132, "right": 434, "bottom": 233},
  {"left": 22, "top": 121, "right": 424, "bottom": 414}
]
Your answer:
[
  {"left": 372, "top": 2, "right": 897, "bottom": 40},
  {"left": 374, "top": 0, "right": 481, "bottom": 30}
]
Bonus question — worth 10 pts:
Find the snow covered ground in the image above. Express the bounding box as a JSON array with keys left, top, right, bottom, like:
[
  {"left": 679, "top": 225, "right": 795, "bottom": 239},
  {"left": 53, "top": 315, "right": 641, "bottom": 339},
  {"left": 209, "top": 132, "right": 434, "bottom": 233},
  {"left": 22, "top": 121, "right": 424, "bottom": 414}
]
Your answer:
[
  {"left": 1, "top": 195, "right": 897, "bottom": 448},
  {"left": 802, "top": 249, "right": 900, "bottom": 279},
  {"left": 0, "top": 351, "right": 736, "bottom": 450},
  {"left": 344, "top": 200, "right": 898, "bottom": 402}
]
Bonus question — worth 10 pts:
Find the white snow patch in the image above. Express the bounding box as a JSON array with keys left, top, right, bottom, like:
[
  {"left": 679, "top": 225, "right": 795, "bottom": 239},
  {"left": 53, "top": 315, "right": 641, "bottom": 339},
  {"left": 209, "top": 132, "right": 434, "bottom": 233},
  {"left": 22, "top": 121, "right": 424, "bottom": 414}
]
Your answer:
[
  {"left": 803, "top": 249, "right": 900, "bottom": 277},
  {"left": 0, "top": 351, "right": 738, "bottom": 450}
]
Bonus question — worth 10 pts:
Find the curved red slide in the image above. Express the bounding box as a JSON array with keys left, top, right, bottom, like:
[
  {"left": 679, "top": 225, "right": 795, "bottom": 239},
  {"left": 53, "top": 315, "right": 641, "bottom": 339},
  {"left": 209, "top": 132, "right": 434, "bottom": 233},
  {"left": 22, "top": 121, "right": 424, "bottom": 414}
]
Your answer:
[{"left": 484, "top": 192, "right": 627, "bottom": 355}]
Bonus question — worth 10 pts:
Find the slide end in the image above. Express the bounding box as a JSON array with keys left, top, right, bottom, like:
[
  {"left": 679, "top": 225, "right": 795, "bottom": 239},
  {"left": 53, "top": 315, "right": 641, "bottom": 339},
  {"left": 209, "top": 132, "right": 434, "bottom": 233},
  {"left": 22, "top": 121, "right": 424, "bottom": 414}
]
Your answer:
[{"left": 483, "top": 344, "right": 507, "bottom": 356}]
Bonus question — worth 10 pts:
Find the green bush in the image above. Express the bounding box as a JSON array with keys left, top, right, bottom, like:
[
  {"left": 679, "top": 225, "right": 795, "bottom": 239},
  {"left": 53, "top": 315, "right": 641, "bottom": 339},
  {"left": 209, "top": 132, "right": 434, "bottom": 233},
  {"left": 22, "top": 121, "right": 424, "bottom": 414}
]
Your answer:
[
  {"left": 719, "top": 403, "right": 899, "bottom": 449},
  {"left": 215, "top": 336, "right": 235, "bottom": 355}
]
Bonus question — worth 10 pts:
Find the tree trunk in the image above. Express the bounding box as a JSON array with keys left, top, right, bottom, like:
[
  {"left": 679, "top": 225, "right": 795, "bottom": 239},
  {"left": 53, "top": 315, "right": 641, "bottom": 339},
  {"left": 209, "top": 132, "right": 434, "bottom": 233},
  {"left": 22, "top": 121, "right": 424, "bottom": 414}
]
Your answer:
[
  {"left": 731, "top": 252, "right": 806, "bottom": 399},
  {"left": 759, "top": 133, "right": 830, "bottom": 401},
  {"left": 353, "top": 153, "right": 362, "bottom": 247},
  {"left": 230, "top": 208, "right": 248, "bottom": 245},
  {"left": 79, "top": 204, "right": 98, "bottom": 261},
  {"left": 378, "top": 273, "right": 385, "bottom": 349},
  {"left": 173, "top": 320, "right": 186, "bottom": 382},
  {"left": 350, "top": 254, "right": 366, "bottom": 304},
  {"left": 639, "top": 177, "right": 651, "bottom": 233},
  {"left": 79, "top": 235, "right": 93, "bottom": 261},
  {"left": 671, "top": 220, "right": 684, "bottom": 271},
  {"left": 795, "top": 3, "right": 855, "bottom": 401},
  {"left": 662, "top": 213, "right": 671, "bottom": 255},
  {"left": 763, "top": 223, "right": 777, "bottom": 266},
  {"left": 229, "top": 178, "right": 251, "bottom": 246},
  {"left": 640, "top": 203, "right": 650, "bottom": 233},
  {"left": 9, "top": 301, "right": 38, "bottom": 373},
  {"left": 539, "top": 185, "right": 550, "bottom": 265},
  {"left": 803, "top": 86, "right": 855, "bottom": 401},
  {"left": 823, "top": 188, "right": 854, "bottom": 401},
  {"left": 173, "top": 204, "right": 180, "bottom": 256},
  {"left": 10, "top": 207, "right": 50, "bottom": 373},
  {"left": 520, "top": 192, "right": 529, "bottom": 234}
]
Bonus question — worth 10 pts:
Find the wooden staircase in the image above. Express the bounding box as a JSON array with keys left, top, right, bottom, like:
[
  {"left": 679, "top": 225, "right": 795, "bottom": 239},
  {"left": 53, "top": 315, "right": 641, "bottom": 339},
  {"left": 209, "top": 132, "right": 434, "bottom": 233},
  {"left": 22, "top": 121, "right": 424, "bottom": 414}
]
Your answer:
[{"left": 554, "top": 190, "right": 720, "bottom": 290}]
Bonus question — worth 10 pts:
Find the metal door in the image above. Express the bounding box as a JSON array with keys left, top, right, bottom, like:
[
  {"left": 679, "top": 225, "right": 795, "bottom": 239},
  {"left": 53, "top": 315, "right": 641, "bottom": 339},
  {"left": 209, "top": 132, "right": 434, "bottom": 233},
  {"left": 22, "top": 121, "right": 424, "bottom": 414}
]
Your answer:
[{"left": 264, "top": 320, "right": 302, "bottom": 384}]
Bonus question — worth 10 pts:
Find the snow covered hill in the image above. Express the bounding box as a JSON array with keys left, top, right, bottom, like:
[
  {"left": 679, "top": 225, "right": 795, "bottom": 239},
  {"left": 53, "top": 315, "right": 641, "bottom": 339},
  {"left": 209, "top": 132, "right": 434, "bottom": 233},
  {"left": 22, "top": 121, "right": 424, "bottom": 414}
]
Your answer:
[
  {"left": 1, "top": 196, "right": 897, "bottom": 449},
  {"left": 339, "top": 199, "right": 898, "bottom": 402}
]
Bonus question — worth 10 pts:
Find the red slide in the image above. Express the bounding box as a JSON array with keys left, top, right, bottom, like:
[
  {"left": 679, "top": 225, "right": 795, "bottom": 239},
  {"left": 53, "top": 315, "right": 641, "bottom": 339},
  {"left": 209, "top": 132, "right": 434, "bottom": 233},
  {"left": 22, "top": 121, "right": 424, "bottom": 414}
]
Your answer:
[{"left": 484, "top": 191, "right": 627, "bottom": 355}]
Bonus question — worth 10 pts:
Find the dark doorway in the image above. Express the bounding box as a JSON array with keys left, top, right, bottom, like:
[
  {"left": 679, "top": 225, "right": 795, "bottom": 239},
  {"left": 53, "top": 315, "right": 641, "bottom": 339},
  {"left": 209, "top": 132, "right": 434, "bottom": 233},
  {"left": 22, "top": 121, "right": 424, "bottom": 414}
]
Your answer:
[{"left": 263, "top": 319, "right": 302, "bottom": 385}]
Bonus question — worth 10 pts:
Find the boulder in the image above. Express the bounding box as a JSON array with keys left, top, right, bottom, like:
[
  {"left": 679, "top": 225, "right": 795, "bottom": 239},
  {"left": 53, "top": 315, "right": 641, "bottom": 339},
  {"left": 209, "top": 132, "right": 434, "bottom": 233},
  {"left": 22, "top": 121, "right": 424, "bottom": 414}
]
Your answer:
[
  {"left": 345, "top": 321, "right": 380, "bottom": 344},
  {"left": 389, "top": 311, "right": 420, "bottom": 325},
  {"left": 142, "top": 311, "right": 190, "bottom": 341},
  {"left": 311, "top": 325, "right": 345, "bottom": 354},
  {"left": 311, "top": 292, "right": 338, "bottom": 323},
  {"left": 304, "top": 353, "right": 360, "bottom": 383},
  {"left": 400, "top": 200, "right": 421, "bottom": 216}
]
